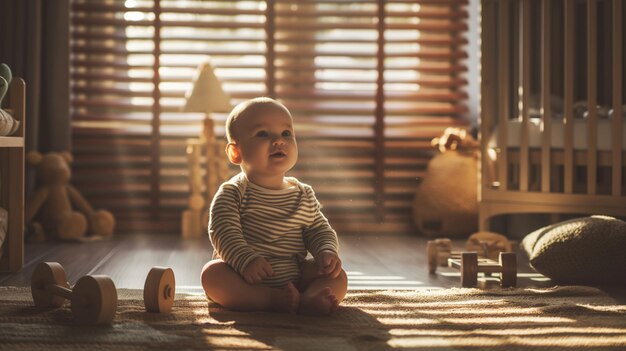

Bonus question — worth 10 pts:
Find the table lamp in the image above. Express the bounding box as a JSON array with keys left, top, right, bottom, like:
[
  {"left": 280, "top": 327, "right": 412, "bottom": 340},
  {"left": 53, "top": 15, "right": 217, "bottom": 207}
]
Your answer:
[
  {"left": 181, "top": 61, "right": 232, "bottom": 238},
  {"left": 183, "top": 60, "right": 232, "bottom": 141}
]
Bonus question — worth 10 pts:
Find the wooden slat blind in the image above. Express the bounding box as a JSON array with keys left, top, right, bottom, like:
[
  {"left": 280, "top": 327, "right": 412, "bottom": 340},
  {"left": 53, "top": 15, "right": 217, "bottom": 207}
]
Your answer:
[{"left": 70, "top": 0, "right": 469, "bottom": 234}]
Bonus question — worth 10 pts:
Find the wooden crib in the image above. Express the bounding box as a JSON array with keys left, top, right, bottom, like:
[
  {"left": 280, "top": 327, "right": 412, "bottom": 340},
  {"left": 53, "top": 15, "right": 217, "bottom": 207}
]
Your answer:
[{"left": 479, "top": 0, "right": 626, "bottom": 230}]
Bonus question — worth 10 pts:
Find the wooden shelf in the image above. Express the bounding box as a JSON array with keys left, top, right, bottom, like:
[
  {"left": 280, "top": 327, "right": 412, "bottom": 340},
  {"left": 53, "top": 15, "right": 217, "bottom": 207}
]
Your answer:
[
  {"left": 0, "top": 136, "right": 24, "bottom": 147},
  {"left": 0, "top": 78, "right": 25, "bottom": 272}
]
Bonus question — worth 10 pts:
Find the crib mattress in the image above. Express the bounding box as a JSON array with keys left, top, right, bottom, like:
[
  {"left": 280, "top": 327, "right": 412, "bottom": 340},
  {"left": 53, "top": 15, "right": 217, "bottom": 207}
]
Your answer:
[{"left": 488, "top": 118, "right": 626, "bottom": 151}]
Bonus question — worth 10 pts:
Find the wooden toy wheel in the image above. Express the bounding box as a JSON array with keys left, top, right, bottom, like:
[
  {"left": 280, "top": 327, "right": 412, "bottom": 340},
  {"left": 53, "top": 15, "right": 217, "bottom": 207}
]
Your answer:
[
  {"left": 71, "top": 275, "right": 118, "bottom": 324},
  {"left": 144, "top": 267, "right": 176, "bottom": 313},
  {"left": 437, "top": 239, "right": 452, "bottom": 265},
  {"left": 499, "top": 252, "right": 517, "bottom": 287},
  {"left": 460, "top": 252, "right": 478, "bottom": 287},
  {"left": 426, "top": 241, "right": 438, "bottom": 274},
  {"left": 31, "top": 262, "right": 69, "bottom": 308}
]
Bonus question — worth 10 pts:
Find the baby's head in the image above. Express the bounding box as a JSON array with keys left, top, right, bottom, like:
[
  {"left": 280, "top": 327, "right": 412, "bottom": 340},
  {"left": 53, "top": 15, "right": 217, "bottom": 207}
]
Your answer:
[{"left": 225, "top": 97, "right": 298, "bottom": 177}]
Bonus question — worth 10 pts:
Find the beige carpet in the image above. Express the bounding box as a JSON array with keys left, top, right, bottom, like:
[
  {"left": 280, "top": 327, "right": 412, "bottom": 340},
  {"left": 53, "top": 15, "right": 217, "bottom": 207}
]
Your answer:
[{"left": 1, "top": 286, "right": 626, "bottom": 350}]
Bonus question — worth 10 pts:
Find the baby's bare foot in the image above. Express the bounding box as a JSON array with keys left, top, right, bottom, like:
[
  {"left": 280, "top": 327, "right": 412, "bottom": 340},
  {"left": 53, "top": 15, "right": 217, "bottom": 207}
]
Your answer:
[
  {"left": 298, "top": 287, "right": 339, "bottom": 316},
  {"left": 269, "top": 282, "right": 300, "bottom": 313}
]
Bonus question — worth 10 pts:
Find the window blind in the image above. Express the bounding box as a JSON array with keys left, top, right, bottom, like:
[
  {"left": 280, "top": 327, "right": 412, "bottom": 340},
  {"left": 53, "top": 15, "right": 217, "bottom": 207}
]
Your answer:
[{"left": 70, "top": 0, "right": 468, "bottom": 234}]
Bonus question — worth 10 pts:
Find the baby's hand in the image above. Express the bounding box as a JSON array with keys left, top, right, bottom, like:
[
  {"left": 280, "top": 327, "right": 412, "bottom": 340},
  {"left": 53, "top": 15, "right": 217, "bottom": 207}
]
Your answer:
[
  {"left": 242, "top": 257, "right": 274, "bottom": 284},
  {"left": 316, "top": 251, "right": 342, "bottom": 278}
]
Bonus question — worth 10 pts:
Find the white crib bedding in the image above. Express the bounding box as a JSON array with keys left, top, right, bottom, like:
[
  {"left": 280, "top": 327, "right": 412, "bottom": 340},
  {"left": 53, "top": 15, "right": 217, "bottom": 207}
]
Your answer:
[{"left": 488, "top": 118, "right": 626, "bottom": 151}]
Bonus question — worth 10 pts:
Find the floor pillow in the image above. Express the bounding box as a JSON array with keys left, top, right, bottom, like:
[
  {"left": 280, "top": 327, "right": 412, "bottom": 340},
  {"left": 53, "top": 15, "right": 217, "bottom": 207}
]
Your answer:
[{"left": 521, "top": 215, "right": 626, "bottom": 284}]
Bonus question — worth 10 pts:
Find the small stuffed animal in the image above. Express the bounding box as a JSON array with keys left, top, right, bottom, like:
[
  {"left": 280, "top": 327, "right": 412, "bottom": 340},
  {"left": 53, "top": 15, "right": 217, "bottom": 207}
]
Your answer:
[
  {"left": 0, "top": 63, "right": 20, "bottom": 136},
  {"left": 413, "top": 128, "right": 479, "bottom": 238},
  {"left": 25, "top": 151, "right": 115, "bottom": 241},
  {"left": 430, "top": 127, "right": 479, "bottom": 154}
]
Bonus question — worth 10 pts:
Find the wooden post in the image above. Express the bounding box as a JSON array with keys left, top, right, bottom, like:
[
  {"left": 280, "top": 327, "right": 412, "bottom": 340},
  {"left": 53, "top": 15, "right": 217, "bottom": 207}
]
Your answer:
[
  {"left": 541, "top": 0, "right": 551, "bottom": 193},
  {"left": 611, "top": 0, "right": 623, "bottom": 196},
  {"left": 564, "top": 0, "right": 574, "bottom": 194},
  {"left": 202, "top": 117, "right": 227, "bottom": 204},
  {"left": 497, "top": 0, "right": 510, "bottom": 191},
  {"left": 587, "top": 0, "right": 598, "bottom": 195},
  {"left": 182, "top": 139, "right": 205, "bottom": 239},
  {"left": 519, "top": 0, "right": 531, "bottom": 192}
]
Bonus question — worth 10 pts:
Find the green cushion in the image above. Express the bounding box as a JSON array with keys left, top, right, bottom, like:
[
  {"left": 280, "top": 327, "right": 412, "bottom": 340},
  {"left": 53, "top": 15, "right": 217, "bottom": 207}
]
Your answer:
[{"left": 522, "top": 216, "right": 626, "bottom": 285}]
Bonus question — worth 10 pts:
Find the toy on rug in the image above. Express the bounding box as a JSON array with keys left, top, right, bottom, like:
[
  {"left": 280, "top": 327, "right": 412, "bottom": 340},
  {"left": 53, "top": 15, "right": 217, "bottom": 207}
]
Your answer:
[
  {"left": 413, "top": 127, "right": 479, "bottom": 238},
  {"left": 0, "top": 63, "right": 20, "bottom": 136},
  {"left": 31, "top": 262, "right": 176, "bottom": 323},
  {"left": 426, "top": 231, "right": 517, "bottom": 287},
  {"left": 31, "top": 262, "right": 118, "bottom": 324},
  {"left": 144, "top": 266, "right": 176, "bottom": 313},
  {"left": 25, "top": 151, "right": 115, "bottom": 241}
]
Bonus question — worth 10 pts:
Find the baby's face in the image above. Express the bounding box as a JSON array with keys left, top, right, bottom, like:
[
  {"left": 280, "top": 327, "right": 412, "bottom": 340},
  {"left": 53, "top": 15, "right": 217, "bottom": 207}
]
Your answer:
[{"left": 231, "top": 110, "right": 298, "bottom": 177}]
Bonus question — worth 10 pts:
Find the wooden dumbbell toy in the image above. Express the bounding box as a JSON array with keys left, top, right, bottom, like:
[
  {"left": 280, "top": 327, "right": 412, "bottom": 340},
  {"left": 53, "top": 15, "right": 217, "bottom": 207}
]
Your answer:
[
  {"left": 31, "top": 262, "right": 118, "bottom": 324},
  {"left": 144, "top": 266, "right": 175, "bottom": 313}
]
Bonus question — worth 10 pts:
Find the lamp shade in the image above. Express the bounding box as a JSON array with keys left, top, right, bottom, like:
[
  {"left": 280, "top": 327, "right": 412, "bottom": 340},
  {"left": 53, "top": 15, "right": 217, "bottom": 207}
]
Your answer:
[{"left": 184, "top": 61, "right": 232, "bottom": 113}]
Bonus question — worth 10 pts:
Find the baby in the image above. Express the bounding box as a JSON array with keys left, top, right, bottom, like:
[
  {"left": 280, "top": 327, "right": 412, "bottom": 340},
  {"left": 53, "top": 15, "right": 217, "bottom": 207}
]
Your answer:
[{"left": 201, "top": 97, "right": 348, "bottom": 315}]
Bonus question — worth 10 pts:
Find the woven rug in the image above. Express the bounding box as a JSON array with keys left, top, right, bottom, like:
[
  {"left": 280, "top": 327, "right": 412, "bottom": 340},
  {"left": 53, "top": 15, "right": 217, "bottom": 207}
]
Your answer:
[{"left": 1, "top": 286, "right": 626, "bottom": 350}]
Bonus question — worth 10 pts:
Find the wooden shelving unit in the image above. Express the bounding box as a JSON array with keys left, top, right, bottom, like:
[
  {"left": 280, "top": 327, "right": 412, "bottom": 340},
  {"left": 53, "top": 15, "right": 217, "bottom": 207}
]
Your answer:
[{"left": 0, "top": 78, "right": 25, "bottom": 272}]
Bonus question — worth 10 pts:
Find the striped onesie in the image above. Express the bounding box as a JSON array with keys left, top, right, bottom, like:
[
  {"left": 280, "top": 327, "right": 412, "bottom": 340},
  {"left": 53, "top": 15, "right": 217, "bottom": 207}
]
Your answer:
[{"left": 208, "top": 172, "right": 339, "bottom": 288}]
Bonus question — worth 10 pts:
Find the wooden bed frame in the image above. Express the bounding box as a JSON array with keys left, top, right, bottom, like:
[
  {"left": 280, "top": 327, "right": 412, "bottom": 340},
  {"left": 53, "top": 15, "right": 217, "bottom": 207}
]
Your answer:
[{"left": 479, "top": 0, "right": 626, "bottom": 230}]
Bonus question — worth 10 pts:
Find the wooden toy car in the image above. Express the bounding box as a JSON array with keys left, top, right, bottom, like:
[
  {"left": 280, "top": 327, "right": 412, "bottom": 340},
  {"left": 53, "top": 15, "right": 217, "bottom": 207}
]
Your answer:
[{"left": 426, "top": 232, "right": 517, "bottom": 287}]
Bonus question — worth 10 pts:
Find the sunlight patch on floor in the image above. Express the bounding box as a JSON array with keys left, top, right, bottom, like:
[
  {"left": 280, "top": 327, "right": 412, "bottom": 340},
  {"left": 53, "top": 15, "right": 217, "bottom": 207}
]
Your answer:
[
  {"left": 178, "top": 285, "right": 207, "bottom": 295},
  {"left": 347, "top": 271, "right": 442, "bottom": 290},
  {"left": 172, "top": 272, "right": 444, "bottom": 293}
]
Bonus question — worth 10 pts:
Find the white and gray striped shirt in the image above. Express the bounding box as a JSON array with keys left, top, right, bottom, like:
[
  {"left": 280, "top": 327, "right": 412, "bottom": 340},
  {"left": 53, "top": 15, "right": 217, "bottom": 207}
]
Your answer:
[{"left": 208, "top": 172, "right": 339, "bottom": 288}]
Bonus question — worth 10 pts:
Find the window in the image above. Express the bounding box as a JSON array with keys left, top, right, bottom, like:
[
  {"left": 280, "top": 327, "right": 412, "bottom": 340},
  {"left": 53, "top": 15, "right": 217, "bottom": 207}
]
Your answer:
[{"left": 70, "top": 0, "right": 469, "bottom": 234}]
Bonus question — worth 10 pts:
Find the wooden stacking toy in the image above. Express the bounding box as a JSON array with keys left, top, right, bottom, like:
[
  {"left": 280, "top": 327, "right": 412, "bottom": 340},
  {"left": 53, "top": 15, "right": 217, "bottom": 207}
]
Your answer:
[
  {"left": 427, "top": 232, "right": 517, "bottom": 288},
  {"left": 143, "top": 266, "right": 175, "bottom": 313},
  {"left": 31, "top": 262, "right": 118, "bottom": 324}
]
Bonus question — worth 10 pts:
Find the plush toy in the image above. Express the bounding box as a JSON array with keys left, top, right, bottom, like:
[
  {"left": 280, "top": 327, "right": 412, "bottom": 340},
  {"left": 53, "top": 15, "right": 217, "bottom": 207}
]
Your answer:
[
  {"left": 25, "top": 151, "right": 115, "bottom": 241},
  {"left": 431, "top": 127, "right": 479, "bottom": 153},
  {"left": 413, "top": 127, "right": 479, "bottom": 238},
  {"left": 0, "top": 63, "right": 20, "bottom": 136}
]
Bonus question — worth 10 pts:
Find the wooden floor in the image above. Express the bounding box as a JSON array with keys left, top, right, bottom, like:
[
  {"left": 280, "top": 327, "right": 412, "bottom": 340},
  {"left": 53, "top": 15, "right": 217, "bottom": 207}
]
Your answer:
[
  {"left": 2, "top": 233, "right": 624, "bottom": 301},
  {"left": 0, "top": 234, "right": 548, "bottom": 291}
]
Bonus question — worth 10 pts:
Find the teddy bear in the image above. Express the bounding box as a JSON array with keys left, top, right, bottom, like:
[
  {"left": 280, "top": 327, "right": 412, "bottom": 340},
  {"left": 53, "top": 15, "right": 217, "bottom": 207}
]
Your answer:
[
  {"left": 430, "top": 127, "right": 479, "bottom": 154},
  {"left": 0, "top": 63, "right": 20, "bottom": 136},
  {"left": 25, "top": 151, "right": 115, "bottom": 241},
  {"left": 413, "top": 127, "right": 480, "bottom": 238}
]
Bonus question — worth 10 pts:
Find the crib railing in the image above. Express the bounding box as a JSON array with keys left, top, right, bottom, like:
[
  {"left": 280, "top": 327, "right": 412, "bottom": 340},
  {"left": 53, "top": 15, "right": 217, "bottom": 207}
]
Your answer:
[{"left": 479, "top": 0, "right": 625, "bottom": 229}]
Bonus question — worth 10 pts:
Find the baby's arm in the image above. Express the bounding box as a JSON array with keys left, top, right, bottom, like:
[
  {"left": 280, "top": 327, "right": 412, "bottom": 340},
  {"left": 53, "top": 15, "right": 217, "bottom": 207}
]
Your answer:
[
  {"left": 301, "top": 186, "right": 342, "bottom": 276},
  {"left": 209, "top": 183, "right": 264, "bottom": 279}
]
